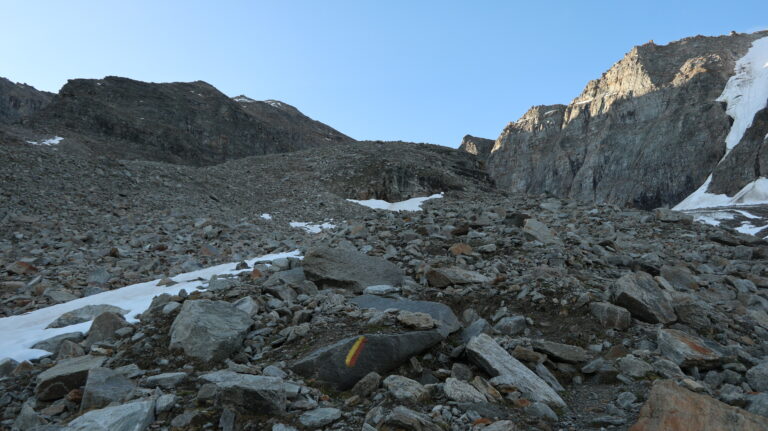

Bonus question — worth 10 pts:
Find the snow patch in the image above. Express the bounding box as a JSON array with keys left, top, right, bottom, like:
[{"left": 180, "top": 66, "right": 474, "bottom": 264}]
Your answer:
[
  {"left": 736, "top": 221, "right": 768, "bottom": 235},
  {"left": 234, "top": 96, "right": 255, "bottom": 103},
  {"left": 347, "top": 193, "right": 443, "bottom": 212},
  {"left": 0, "top": 250, "right": 301, "bottom": 362},
  {"left": 289, "top": 222, "right": 335, "bottom": 234},
  {"left": 675, "top": 36, "right": 768, "bottom": 210},
  {"left": 27, "top": 136, "right": 63, "bottom": 146},
  {"left": 260, "top": 213, "right": 272, "bottom": 220}
]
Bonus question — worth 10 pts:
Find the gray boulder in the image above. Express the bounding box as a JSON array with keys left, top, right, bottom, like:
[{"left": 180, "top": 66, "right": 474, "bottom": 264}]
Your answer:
[
  {"left": 200, "top": 370, "right": 286, "bottom": 415},
  {"left": 84, "top": 312, "right": 130, "bottom": 348},
  {"left": 0, "top": 357, "right": 19, "bottom": 377},
  {"left": 613, "top": 271, "right": 676, "bottom": 324},
  {"left": 31, "top": 332, "right": 84, "bottom": 354},
  {"left": 291, "top": 331, "right": 444, "bottom": 390},
  {"left": 299, "top": 407, "right": 342, "bottom": 428},
  {"left": 64, "top": 399, "right": 154, "bottom": 431},
  {"left": 302, "top": 246, "right": 404, "bottom": 292},
  {"left": 466, "top": 334, "right": 565, "bottom": 407},
  {"left": 747, "top": 362, "right": 768, "bottom": 392},
  {"left": 350, "top": 295, "right": 460, "bottom": 336},
  {"left": 657, "top": 328, "right": 726, "bottom": 369},
  {"left": 523, "top": 219, "right": 562, "bottom": 245},
  {"left": 532, "top": 340, "right": 590, "bottom": 363},
  {"left": 169, "top": 300, "right": 253, "bottom": 363},
  {"left": 589, "top": 302, "right": 631, "bottom": 330},
  {"left": 81, "top": 367, "right": 136, "bottom": 411},
  {"left": 36, "top": 355, "right": 107, "bottom": 401},
  {"left": 47, "top": 305, "right": 128, "bottom": 329},
  {"left": 426, "top": 267, "right": 491, "bottom": 288}
]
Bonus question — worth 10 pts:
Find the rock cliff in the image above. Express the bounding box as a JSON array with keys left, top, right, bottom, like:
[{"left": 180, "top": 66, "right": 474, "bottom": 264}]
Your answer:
[
  {"left": 0, "top": 78, "right": 53, "bottom": 124},
  {"left": 484, "top": 31, "right": 768, "bottom": 209}
]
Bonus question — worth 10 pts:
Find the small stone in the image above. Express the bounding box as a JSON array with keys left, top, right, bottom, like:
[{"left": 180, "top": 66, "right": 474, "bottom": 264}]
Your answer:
[
  {"left": 590, "top": 302, "right": 631, "bottom": 330},
  {"left": 444, "top": 377, "right": 486, "bottom": 402},
  {"left": 396, "top": 310, "right": 436, "bottom": 330},
  {"left": 493, "top": 316, "right": 526, "bottom": 335},
  {"left": 299, "top": 407, "right": 342, "bottom": 428},
  {"left": 383, "top": 375, "right": 429, "bottom": 403},
  {"left": 351, "top": 371, "right": 381, "bottom": 397}
]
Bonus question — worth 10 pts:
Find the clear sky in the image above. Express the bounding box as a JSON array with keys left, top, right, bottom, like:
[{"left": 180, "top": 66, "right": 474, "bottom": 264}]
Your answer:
[{"left": 2, "top": 1, "right": 766, "bottom": 147}]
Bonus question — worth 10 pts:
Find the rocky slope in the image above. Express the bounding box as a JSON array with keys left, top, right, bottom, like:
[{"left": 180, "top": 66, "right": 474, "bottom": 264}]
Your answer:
[
  {"left": 481, "top": 31, "right": 768, "bottom": 210},
  {"left": 0, "top": 78, "right": 53, "bottom": 125},
  {"left": 3, "top": 76, "right": 353, "bottom": 165},
  {"left": 2, "top": 139, "right": 768, "bottom": 430},
  {"left": 458, "top": 135, "right": 494, "bottom": 166}
]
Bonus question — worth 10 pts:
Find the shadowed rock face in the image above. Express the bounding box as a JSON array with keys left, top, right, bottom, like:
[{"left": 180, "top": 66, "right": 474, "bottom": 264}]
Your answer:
[
  {"left": 24, "top": 76, "right": 353, "bottom": 165},
  {"left": 487, "top": 31, "right": 768, "bottom": 209},
  {"left": 0, "top": 78, "right": 53, "bottom": 124}
]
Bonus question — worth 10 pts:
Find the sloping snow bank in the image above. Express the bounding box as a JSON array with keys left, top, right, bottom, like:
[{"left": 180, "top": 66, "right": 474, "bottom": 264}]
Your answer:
[
  {"left": 0, "top": 250, "right": 300, "bottom": 362},
  {"left": 289, "top": 222, "right": 336, "bottom": 233},
  {"left": 27, "top": 136, "right": 64, "bottom": 146},
  {"left": 674, "top": 36, "right": 768, "bottom": 211},
  {"left": 347, "top": 193, "right": 443, "bottom": 211}
]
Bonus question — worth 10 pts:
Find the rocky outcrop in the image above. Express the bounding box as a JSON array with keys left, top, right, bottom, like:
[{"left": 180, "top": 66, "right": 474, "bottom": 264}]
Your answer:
[
  {"left": 487, "top": 31, "right": 768, "bottom": 209},
  {"left": 458, "top": 135, "right": 494, "bottom": 163},
  {"left": 0, "top": 78, "right": 52, "bottom": 124},
  {"left": 24, "top": 76, "right": 353, "bottom": 165}
]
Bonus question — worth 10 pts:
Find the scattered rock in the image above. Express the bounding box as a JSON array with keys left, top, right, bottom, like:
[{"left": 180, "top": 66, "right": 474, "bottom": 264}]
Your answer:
[
  {"left": 46, "top": 304, "right": 128, "bottom": 329},
  {"left": 613, "top": 271, "right": 677, "bottom": 324},
  {"left": 169, "top": 299, "right": 253, "bottom": 363},
  {"left": 35, "top": 355, "right": 107, "bottom": 401},
  {"left": 303, "top": 246, "right": 404, "bottom": 292}
]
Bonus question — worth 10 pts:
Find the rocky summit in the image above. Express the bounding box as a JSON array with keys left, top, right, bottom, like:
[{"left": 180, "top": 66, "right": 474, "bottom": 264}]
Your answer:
[{"left": 3, "top": 30, "right": 768, "bottom": 431}]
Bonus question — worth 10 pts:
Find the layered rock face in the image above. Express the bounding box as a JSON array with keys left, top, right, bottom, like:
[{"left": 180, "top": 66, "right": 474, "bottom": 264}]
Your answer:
[
  {"left": 23, "top": 76, "right": 353, "bottom": 165},
  {"left": 0, "top": 78, "right": 53, "bottom": 124},
  {"left": 486, "top": 31, "right": 768, "bottom": 209}
]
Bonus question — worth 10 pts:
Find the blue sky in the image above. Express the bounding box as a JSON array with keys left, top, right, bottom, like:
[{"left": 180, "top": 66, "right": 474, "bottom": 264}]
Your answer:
[{"left": 2, "top": 1, "right": 766, "bottom": 147}]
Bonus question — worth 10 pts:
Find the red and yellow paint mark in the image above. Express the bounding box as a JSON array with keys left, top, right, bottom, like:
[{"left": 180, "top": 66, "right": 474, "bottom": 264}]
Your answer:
[{"left": 345, "top": 336, "right": 367, "bottom": 367}]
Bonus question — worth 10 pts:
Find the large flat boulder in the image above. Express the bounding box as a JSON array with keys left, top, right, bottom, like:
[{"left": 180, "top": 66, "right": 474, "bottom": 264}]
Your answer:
[
  {"left": 657, "top": 329, "right": 726, "bottom": 369},
  {"left": 426, "top": 267, "right": 491, "bottom": 288},
  {"left": 47, "top": 305, "right": 128, "bottom": 329},
  {"left": 169, "top": 300, "right": 253, "bottom": 363},
  {"left": 466, "top": 334, "right": 565, "bottom": 407},
  {"left": 81, "top": 367, "right": 136, "bottom": 411},
  {"left": 350, "top": 295, "right": 460, "bottom": 336},
  {"left": 291, "top": 331, "right": 444, "bottom": 390},
  {"left": 302, "top": 246, "right": 404, "bottom": 292},
  {"left": 613, "top": 271, "right": 676, "bottom": 324},
  {"left": 630, "top": 380, "right": 768, "bottom": 431},
  {"left": 200, "top": 370, "right": 286, "bottom": 415},
  {"left": 64, "top": 399, "right": 155, "bottom": 431},
  {"left": 36, "top": 355, "right": 107, "bottom": 401}
]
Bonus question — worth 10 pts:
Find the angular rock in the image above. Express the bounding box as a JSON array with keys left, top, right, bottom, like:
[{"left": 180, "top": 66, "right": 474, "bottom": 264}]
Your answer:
[
  {"left": 532, "top": 340, "right": 590, "bottom": 363},
  {"left": 589, "top": 302, "right": 631, "bottom": 330},
  {"left": 81, "top": 367, "right": 136, "bottom": 411},
  {"left": 36, "top": 355, "right": 106, "bottom": 401},
  {"left": 47, "top": 304, "right": 128, "bottom": 329},
  {"left": 383, "top": 375, "right": 428, "bottom": 402},
  {"left": 396, "top": 311, "right": 435, "bottom": 330},
  {"left": 0, "top": 357, "right": 19, "bottom": 377},
  {"left": 461, "top": 318, "right": 492, "bottom": 343},
  {"left": 302, "top": 246, "right": 404, "bottom": 292},
  {"left": 523, "top": 219, "right": 562, "bottom": 245},
  {"left": 657, "top": 329, "right": 726, "bottom": 369},
  {"left": 630, "top": 380, "right": 768, "bottom": 431},
  {"left": 58, "top": 340, "right": 86, "bottom": 359},
  {"left": 493, "top": 316, "right": 526, "bottom": 335},
  {"left": 351, "top": 372, "right": 381, "bottom": 397},
  {"left": 350, "top": 295, "right": 460, "bottom": 336},
  {"left": 200, "top": 370, "right": 285, "bottom": 415},
  {"left": 660, "top": 265, "right": 698, "bottom": 291},
  {"left": 618, "top": 355, "right": 654, "bottom": 379},
  {"left": 84, "top": 312, "right": 130, "bottom": 347},
  {"left": 31, "top": 332, "right": 84, "bottom": 354},
  {"left": 375, "top": 406, "right": 442, "bottom": 431},
  {"left": 169, "top": 299, "right": 252, "bottom": 363},
  {"left": 466, "top": 334, "right": 565, "bottom": 407},
  {"left": 291, "top": 331, "right": 444, "bottom": 390},
  {"left": 145, "top": 372, "right": 187, "bottom": 390},
  {"left": 13, "top": 402, "right": 46, "bottom": 430},
  {"left": 65, "top": 399, "right": 155, "bottom": 431},
  {"left": 613, "top": 271, "right": 676, "bottom": 324},
  {"left": 444, "top": 377, "right": 486, "bottom": 403},
  {"left": 426, "top": 267, "right": 491, "bottom": 288},
  {"left": 299, "top": 407, "right": 342, "bottom": 428},
  {"left": 746, "top": 361, "right": 768, "bottom": 392}
]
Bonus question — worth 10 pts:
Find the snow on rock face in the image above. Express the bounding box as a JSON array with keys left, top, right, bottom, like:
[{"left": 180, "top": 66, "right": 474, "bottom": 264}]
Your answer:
[
  {"left": 347, "top": 193, "right": 443, "bottom": 212},
  {"left": 0, "top": 250, "right": 300, "bottom": 362},
  {"left": 26, "top": 136, "right": 63, "bottom": 146},
  {"left": 675, "top": 36, "right": 768, "bottom": 211}
]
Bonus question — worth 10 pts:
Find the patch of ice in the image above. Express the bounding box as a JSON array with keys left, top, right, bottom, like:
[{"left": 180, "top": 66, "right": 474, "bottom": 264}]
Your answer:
[
  {"left": 289, "top": 222, "right": 335, "bottom": 234},
  {"left": 347, "top": 193, "right": 443, "bottom": 212},
  {"left": 689, "top": 210, "right": 736, "bottom": 227},
  {"left": 234, "top": 96, "right": 255, "bottom": 103},
  {"left": 260, "top": 213, "right": 272, "bottom": 220},
  {"left": 0, "top": 250, "right": 301, "bottom": 362},
  {"left": 27, "top": 136, "right": 63, "bottom": 146},
  {"left": 675, "top": 36, "right": 768, "bottom": 210}
]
